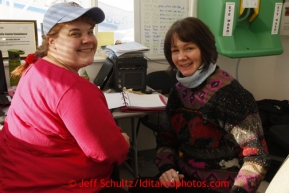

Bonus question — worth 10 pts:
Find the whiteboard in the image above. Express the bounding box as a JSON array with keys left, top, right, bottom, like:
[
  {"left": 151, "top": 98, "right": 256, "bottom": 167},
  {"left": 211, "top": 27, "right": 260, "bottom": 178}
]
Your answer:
[{"left": 134, "top": 0, "right": 193, "bottom": 59}]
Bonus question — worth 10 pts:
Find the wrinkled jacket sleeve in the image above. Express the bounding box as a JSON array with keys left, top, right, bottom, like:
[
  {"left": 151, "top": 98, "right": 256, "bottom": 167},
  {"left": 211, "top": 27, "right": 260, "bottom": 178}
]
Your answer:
[
  {"left": 155, "top": 110, "right": 180, "bottom": 174},
  {"left": 214, "top": 84, "right": 270, "bottom": 193}
]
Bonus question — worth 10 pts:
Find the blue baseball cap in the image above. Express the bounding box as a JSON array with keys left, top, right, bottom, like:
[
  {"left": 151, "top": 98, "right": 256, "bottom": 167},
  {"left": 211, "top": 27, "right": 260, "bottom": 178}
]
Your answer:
[{"left": 43, "top": 2, "right": 105, "bottom": 35}]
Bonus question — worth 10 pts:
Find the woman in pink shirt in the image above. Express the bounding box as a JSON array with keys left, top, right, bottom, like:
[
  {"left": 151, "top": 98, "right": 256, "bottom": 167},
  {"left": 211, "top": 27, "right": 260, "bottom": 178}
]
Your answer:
[{"left": 0, "top": 2, "right": 130, "bottom": 193}]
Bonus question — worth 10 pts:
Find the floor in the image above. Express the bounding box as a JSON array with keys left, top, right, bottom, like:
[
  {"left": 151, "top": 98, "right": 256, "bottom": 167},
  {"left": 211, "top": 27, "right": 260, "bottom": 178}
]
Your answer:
[
  {"left": 119, "top": 149, "right": 274, "bottom": 193},
  {"left": 119, "top": 148, "right": 159, "bottom": 181}
]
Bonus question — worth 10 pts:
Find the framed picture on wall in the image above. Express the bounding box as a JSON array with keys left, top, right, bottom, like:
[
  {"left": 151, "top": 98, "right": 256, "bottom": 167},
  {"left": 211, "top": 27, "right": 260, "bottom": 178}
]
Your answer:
[{"left": 0, "top": 20, "right": 38, "bottom": 58}]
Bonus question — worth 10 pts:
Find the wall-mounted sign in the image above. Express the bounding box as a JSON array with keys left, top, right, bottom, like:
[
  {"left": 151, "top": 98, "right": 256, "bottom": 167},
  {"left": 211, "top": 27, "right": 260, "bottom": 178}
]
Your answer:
[{"left": 0, "top": 20, "right": 38, "bottom": 58}]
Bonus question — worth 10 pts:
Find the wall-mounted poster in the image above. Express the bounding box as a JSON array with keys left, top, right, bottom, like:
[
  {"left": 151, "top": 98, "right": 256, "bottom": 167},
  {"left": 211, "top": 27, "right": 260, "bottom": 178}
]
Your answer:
[
  {"left": 0, "top": 20, "right": 38, "bottom": 58},
  {"left": 281, "top": 1, "right": 289, "bottom": 35}
]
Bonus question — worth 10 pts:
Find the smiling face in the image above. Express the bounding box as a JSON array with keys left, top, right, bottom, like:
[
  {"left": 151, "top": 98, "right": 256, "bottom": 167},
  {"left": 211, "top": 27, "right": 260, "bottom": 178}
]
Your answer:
[
  {"left": 164, "top": 17, "right": 218, "bottom": 75},
  {"left": 171, "top": 34, "right": 202, "bottom": 77},
  {"left": 46, "top": 18, "right": 97, "bottom": 72}
]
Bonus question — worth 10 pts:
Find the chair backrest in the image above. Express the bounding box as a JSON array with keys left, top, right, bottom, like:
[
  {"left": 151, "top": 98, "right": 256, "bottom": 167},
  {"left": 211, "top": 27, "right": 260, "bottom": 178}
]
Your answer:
[
  {"left": 146, "top": 70, "right": 177, "bottom": 95},
  {"left": 137, "top": 70, "right": 178, "bottom": 134}
]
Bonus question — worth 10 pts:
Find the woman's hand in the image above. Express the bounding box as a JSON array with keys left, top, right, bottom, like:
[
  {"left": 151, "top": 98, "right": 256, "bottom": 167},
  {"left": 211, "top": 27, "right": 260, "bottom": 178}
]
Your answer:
[
  {"left": 121, "top": 133, "right": 130, "bottom": 147},
  {"left": 159, "top": 169, "right": 184, "bottom": 188}
]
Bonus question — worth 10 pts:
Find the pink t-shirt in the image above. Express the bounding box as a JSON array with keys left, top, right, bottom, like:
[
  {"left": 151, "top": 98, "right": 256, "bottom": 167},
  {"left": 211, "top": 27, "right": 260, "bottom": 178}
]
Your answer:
[{"left": 0, "top": 58, "right": 129, "bottom": 192}]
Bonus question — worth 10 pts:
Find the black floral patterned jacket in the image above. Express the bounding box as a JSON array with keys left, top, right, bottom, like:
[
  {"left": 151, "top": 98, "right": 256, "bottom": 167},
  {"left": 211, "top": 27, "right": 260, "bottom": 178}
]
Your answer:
[{"left": 155, "top": 66, "right": 270, "bottom": 193}]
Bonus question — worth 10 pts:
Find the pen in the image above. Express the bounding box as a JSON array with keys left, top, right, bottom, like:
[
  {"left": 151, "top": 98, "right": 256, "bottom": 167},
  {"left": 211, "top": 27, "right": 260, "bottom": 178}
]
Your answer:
[
  {"left": 129, "top": 90, "right": 145, "bottom": 95},
  {"left": 123, "top": 88, "right": 145, "bottom": 95},
  {"left": 168, "top": 171, "right": 179, "bottom": 189},
  {"left": 105, "top": 89, "right": 111, "bottom": 93},
  {"left": 170, "top": 171, "right": 179, "bottom": 182}
]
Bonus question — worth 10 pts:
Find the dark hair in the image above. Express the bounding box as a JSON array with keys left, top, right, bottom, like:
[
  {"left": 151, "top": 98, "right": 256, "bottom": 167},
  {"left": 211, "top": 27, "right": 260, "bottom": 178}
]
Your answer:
[{"left": 164, "top": 17, "right": 218, "bottom": 73}]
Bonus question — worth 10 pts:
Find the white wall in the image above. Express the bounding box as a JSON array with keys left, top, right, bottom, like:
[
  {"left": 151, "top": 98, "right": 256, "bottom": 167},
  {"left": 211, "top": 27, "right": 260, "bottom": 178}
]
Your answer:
[{"left": 217, "top": 35, "right": 289, "bottom": 101}]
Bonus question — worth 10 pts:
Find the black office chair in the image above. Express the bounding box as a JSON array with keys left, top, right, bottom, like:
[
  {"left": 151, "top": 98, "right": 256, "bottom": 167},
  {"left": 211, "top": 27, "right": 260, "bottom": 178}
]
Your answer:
[
  {"left": 256, "top": 99, "right": 289, "bottom": 181},
  {"left": 136, "top": 70, "right": 177, "bottom": 136},
  {"left": 256, "top": 99, "right": 289, "bottom": 158},
  {"left": 262, "top": 124, "right": 289, "bottom": 182},
  {"left": 146, "top": 70, "right": 178, "bottom": 96},
  {"left": 269, "top": 124, "right": 289, "bottom": 153}
]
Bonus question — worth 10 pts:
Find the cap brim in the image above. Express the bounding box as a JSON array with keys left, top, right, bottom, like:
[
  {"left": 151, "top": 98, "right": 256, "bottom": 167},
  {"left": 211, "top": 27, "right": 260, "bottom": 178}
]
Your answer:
[{"left": 86, "top": 7, "right": 105, "bottom": 24}]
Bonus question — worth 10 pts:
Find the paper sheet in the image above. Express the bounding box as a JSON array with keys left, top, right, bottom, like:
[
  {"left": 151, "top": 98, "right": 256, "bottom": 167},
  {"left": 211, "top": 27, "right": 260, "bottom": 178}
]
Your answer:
[
  {"left": 104, "top": 92, "right": 125, "bottom": 109},
  {"left": 124, "top": 92, "right": 166, "bottom": 108},
  {"left": 106, "top": 42, "right": 149, "bottom": 57},
  {"left": 97, "top": 32, "right": 114, "bottom": 50}
]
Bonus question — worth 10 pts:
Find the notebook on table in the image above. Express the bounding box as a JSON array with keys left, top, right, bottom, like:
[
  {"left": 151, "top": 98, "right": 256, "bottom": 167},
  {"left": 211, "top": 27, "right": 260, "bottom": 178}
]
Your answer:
[
  {"left": 104, "top": 91, "right": 167, "bottom": 111},
  {"left": 0, "top": 50, "right": 12, "bottom": 105}
]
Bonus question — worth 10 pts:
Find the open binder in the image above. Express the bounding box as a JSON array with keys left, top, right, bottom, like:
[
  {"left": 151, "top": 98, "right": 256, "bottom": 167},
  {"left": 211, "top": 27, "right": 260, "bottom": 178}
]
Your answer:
[{"left": 104, "top": 91, "right": 167, "bottom": 112}]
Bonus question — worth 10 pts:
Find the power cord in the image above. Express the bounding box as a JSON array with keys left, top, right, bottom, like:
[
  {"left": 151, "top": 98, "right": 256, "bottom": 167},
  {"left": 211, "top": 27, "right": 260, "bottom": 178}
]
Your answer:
[
  {"left": 235, "top": 58, "right": 241, "bottom": 81},
  {"left": 144, "top": 56, "right": 169, "bottom": 64}
]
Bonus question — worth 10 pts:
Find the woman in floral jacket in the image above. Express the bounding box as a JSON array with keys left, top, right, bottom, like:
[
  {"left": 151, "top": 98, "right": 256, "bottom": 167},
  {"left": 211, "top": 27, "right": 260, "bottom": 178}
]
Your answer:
[{"left": 130, "top": 17, "right": 269, "bottom": 193}]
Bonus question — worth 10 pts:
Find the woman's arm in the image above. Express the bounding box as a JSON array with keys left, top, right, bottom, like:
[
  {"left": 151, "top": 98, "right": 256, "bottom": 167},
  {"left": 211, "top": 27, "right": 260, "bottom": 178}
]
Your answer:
[
  {"left": 58, "top": 82, "right": 130, "bottom": 166},
  {"left": 155, "top": 108, "right": 180, "bottom": 174},
  {"left": 214, "top": 82, "right": 270, "bottom": 193}
]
